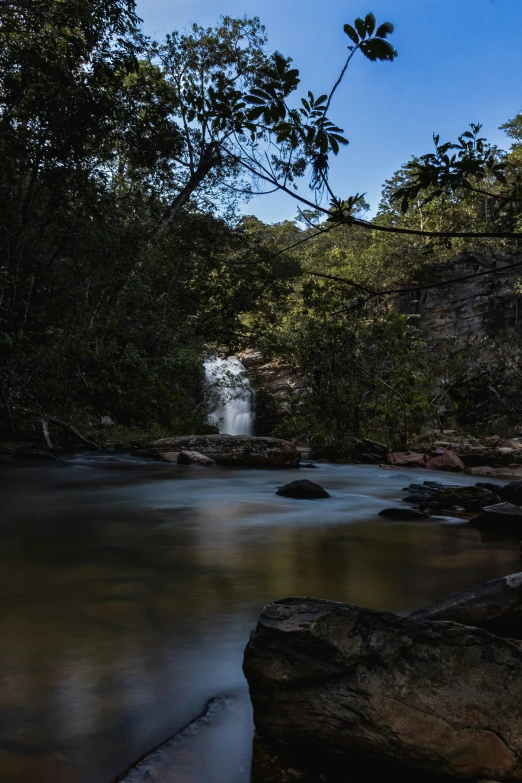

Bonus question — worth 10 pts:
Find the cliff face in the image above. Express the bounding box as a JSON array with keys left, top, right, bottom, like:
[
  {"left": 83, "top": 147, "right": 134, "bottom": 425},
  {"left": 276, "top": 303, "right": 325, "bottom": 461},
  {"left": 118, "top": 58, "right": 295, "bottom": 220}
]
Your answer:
[
  {"left": 399, "top": 251, "right": 522, "bottom": 346},
  {"left": 239, "top": 350, "right": 309, "bottom": 435}
]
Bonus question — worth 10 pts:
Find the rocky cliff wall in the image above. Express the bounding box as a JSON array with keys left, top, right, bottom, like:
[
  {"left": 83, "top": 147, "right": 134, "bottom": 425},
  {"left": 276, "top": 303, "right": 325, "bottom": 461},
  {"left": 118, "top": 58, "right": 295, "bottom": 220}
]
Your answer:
[{"left": 398, "top": 250, "right": 522, "bottom": 346}]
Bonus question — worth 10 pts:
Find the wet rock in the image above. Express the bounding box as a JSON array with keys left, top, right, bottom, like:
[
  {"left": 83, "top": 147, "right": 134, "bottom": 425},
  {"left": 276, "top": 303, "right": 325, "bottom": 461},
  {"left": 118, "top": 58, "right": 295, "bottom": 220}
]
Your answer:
[
  {"left": 435, "top": 485, "right": 500, "bottom": 511},
  {"left": 410, "top": 571, "right": 522, "bottom": 639},
  {"left": 244, "top": 597, "right": 522, "bottom": 781},
  {"left": 151, "top": 435, "right": 301, "bottom": 468},
  {"left": 476, "top": 482, "right": 508, "bottom": 496},
  {"left": 276, "top": 480, "right": 330, "bottom": 499},
  {"left": 13, "top": 447, "right": 57, "bottom": 461},
  {"left": 426, "top": 449, "right": 465, "bottom": 472},
  {"left": 300, "top": 462, "right": 318, "bottom": 469},
  {"left": 353, "top": 438, "right": 389, "bottom": 465},
  {"left": 472, "top": 502, "right": 522, "bottom": 535},
  {"left": 504, "top": 481, "right": 522, "bottom": 505},
  {"left": 388, "top": 451, "right": 426, "bottom": 468},
  {"left": 177, "top": 450, "right": 216, "bottom": 466},
  {"left": 378, "top": 507, "right": 430, "bottom": 520}
]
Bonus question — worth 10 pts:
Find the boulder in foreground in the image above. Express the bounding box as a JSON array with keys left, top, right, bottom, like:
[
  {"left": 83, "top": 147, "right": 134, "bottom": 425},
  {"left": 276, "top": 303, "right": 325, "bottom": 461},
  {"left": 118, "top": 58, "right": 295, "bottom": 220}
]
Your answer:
[
  {"left": 244, "top": 596, "right": 522, "bottom": 781},
  {"left": 276, "top": 480, "right": 330, "bottom": 499},
  {"left": 142, "top": 435, "right": 301, "bottom": 468}
]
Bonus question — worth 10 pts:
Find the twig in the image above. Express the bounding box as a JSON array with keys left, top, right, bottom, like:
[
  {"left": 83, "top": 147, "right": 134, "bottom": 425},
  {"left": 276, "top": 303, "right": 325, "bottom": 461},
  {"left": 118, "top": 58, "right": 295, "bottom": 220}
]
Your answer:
[{"left": 45, "top": 416, "right": 102, "bottom": 450}]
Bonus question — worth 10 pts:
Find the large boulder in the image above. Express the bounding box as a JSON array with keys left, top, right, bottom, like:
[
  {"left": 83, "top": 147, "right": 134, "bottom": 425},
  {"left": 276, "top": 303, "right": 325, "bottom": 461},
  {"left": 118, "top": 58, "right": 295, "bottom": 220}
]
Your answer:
[
  {"left": 276, "top": 480, "right": 330, "bottom": 499},
  {"left": 411, "top": 571, "right": 522, "bottom": 639},
  {"left": 426, "top": 449, "right": 465, "bottom": 472},
  {"left": 140, "top": 435, "right": 301, "bottom": 468},
  {"left": 244, "top": 597, "right": 522, "bottom": 781}
]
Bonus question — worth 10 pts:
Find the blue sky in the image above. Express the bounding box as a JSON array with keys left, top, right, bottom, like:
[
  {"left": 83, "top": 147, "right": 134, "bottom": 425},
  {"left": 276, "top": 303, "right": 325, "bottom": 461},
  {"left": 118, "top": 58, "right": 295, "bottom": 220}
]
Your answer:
[{"left": 136, "top": 0, "right": 521, "bottom": 223}]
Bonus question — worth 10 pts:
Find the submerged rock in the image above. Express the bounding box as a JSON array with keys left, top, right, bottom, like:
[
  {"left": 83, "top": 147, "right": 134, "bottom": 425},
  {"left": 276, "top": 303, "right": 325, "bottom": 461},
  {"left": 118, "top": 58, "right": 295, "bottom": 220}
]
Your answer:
[
  {"left": 276, "top": 480, "right": 330, "bottom": 499},
  {"left": 177, "top": 450, "right": 216, "bottom": 466},
  {"left": 244, "top": 596, "right": 522, "bottom": 781},
  {"left": 378, "top": 507, "right": 430, "bottom": 520},
  {"left": 410, "top": 571, "right": 522, "bottom": 639},
  {"left": 148, "top": 435, "right": 301, "bottom": 468}
]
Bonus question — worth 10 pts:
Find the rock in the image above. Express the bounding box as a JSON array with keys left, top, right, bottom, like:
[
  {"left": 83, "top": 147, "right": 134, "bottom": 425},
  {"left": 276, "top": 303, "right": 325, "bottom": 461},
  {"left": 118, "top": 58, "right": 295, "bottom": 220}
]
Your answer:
[
  {"left": 156, "top": 451, "right": 180, "bottom": 463},
  {"left": 276, "top": 480, "right": 330, "bottom": 499},
  {"left": 13, "top": 447, "right": 57, "bottom": 461},
  {"left": 100, "top": 416, "right": 114, "bottom": 426},
  {"left": 387, "top": 451, "right": 426, "bottom": 468},
  {"left": 472, "top": 502, "right": 522, "bottom": 535},
  {"left": 244, "top": 596, "right": 522, "bottom": 781},
  {"left": 476, "top": 482, "right": 507, "bottom": 496},
  {"left": 426, "top": 449, "right": 465, "bottom": 472},
  {"left": 353, "top": 438, "right": 390, "bottom": 465},
  {"left": 300, "top": 462, "right": 317, "bottom": 469},
  {"left": 378, "top": 507, "right": 430, "bottom": 520},
  {"left": 410, "top": 572, "right": 522, "bottom": 639},
  {"left": 150, "top": 435, "right": 301, "bottom": 468},
  {"left": 504, "top": 481, "right": 522, "bottom": 505},
  {"left": 177, "top": 450, "right": 216, "bottom": 466},
  {"left": 435, "top": 485, "right": 500, "bottom": 511},
  {"left": 471, "top": 466, "right": 522, "bottom": 478}
]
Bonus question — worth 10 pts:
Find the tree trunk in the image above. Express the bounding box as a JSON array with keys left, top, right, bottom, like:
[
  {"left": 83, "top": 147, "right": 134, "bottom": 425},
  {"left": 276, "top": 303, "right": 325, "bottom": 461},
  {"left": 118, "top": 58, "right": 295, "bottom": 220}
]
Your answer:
[{"left": 155, "top": 148, "right": 218, "bottom": 240}]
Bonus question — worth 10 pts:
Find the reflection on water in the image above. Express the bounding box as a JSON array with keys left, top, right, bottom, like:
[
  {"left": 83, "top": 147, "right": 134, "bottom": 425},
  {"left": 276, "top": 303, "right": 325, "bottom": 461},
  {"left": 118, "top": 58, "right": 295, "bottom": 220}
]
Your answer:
[{"left": 0, "top": 457, "right": 518, "bottom": 783}]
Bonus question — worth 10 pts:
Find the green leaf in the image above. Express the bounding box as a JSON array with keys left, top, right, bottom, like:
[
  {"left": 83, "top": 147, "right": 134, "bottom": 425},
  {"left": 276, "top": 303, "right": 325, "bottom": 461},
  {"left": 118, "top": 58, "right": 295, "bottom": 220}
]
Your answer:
[
  {"left": 360, "top": 38, "right": 397, "bottom": 61},
  {"left": 354, "top": 17, "right": 367, "bottom": 39},
  {"left": 365, "top": 12, "right": 376, "bottom": 35},
  {"left": 376, "top": 21, "right": 394, "bottom": 38},
  {"left": 343, "top": 24, "right": 359, "bottom": 44}
]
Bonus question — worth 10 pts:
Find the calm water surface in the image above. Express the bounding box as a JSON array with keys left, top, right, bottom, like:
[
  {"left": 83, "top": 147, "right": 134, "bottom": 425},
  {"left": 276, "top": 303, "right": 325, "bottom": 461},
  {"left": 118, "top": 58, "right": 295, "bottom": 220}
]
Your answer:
[{"left": 0, "top": 457, "right": 517, "bottom": 783}]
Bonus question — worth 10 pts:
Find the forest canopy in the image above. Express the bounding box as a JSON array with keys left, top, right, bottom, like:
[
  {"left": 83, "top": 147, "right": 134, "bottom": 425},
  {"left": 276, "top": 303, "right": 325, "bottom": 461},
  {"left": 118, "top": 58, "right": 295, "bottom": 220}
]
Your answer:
[{"left": 1, "top": 0, "right": 521, "bottom": 451}]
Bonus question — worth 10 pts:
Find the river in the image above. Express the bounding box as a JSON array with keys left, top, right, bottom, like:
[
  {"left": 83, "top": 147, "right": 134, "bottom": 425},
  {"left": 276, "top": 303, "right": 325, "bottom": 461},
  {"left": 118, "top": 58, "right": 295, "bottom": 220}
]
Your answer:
[{"left": 0, "top": 456, "right": 517, "bottom": 783}]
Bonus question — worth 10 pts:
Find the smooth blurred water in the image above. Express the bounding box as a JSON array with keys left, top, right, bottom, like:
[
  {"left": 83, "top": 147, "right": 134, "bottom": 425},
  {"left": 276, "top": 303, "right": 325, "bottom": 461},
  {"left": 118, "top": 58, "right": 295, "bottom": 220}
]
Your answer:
[
  {"left": 203, "top": 356, "right": 254, "bottom": 435},
  {"left": 0, "top": 456, "right": 517, "bottom": 783}
]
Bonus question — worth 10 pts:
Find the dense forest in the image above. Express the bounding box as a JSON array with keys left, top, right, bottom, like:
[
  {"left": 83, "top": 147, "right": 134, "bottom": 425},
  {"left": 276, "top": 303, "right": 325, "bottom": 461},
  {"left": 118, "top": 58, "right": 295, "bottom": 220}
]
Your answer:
[{"left": 1, "top": 0, "right": 521, "bottom": 454}]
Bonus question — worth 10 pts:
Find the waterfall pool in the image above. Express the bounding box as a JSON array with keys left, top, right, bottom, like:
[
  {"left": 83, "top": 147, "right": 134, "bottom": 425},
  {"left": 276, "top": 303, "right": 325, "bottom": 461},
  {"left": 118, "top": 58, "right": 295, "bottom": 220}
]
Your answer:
[{"left": 0, "top": 456, "right": 516, "bottom": 783}]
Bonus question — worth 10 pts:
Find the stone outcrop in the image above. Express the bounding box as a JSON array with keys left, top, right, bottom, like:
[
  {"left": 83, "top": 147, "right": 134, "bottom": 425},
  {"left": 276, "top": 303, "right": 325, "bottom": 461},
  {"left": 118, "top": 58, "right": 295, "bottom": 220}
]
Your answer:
[
  {"left": 435, "top": 485, "right": 501, "bottom": 511},
  {"left": 244, "top": 596, "right": 522, "bottom": 781},
  {"left": 410, "top": 572, "right": 522, "bottom": 639},
  {"left": 142, "top": 434, "right": 301, "bottom": 468},
  {"left": 276, "top": 480, "right": 330, "bottom": 499}
]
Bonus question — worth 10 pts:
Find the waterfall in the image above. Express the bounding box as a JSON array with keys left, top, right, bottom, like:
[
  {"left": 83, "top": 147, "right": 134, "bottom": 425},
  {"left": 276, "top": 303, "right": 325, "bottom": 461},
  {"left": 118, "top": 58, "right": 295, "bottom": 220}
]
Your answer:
[{"left": 204, "top": 356, "right": 255, "bottom": 436}]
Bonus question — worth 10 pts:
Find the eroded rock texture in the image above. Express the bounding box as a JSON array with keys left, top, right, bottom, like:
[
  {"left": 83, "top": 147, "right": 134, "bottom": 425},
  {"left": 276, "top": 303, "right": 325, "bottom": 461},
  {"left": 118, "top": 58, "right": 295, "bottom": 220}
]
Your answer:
[{"left": 244, "top": 597, "right": 522, "bottom": 780}]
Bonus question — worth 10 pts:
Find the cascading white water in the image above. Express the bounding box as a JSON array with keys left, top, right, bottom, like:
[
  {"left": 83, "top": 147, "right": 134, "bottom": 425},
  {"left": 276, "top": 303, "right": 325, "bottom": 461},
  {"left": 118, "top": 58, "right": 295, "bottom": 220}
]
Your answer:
[{"left": 204, "top": 356, "right": 255, "bottom": 435}]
